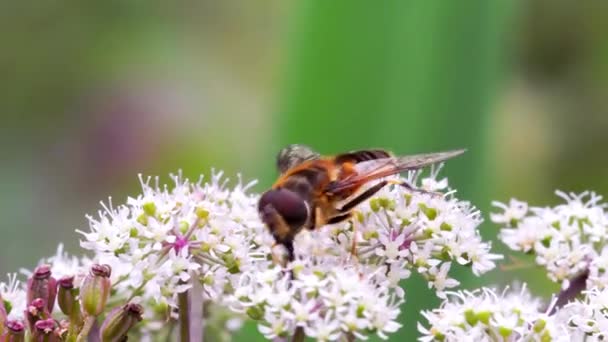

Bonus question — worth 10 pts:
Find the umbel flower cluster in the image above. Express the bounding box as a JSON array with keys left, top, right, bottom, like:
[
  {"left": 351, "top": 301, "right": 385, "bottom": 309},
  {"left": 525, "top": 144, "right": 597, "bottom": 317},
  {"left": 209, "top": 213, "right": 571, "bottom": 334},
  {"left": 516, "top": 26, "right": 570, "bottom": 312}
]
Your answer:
[
  {"left": 418, "top": 284, "right": 608, "bottom": 341},
  {"left": 0, "top": 167, "right": 607, "bottom": 341},
  {"left": 419, "top": 191, "right": 608, "bottom": 341},
  {"left": 492, "top": 191, "right": 608, "bottom": 290},
  {"left": 230, "top": 167, "right": 502, "bottom": 340},
  {"left": 78, "top": 171, "right": 271, "bottom": 317}
]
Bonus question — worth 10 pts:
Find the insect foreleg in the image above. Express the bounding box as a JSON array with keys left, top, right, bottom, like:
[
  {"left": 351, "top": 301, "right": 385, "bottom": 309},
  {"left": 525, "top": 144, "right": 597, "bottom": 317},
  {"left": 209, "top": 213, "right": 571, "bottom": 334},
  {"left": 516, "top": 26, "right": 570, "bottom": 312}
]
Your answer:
[
  {"left": 394, "top": 180, "right": 441, "bottom": 197},
  {"left": 338, "top": 180, "right": 388, "bottom": 213},
  {"left": 326, "top": 213, "right": 352, "bottom": 224}
]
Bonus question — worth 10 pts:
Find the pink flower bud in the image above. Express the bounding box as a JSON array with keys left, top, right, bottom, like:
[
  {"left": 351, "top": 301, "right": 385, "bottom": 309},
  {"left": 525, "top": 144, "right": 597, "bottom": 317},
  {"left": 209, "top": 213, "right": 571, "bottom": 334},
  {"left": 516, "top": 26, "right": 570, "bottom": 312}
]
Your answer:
[
  {"left": 33, "top": 318, "right": 58, "bottom": 342},
  {"left": 26, "top": 265, "right": 57, "bottom": 313},
  {"left": 80, "top": 264, "right": 111, "bottom": 317},
  {"left": 28, "top": 298, "right": 45, "bottom": 316},
  {"left": 99, "top": 303, "right": 143, "bottom": 342},
  {"left": 26, "top": 298, "right": 46, "bottom": 333},
  {"left": 5, "top": 320, "right": 25, "bottom": 342}
]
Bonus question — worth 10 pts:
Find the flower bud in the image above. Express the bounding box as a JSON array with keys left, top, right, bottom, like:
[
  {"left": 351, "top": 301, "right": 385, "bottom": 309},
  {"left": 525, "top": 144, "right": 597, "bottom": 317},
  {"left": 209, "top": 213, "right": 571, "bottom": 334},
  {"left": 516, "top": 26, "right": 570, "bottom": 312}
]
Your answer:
[
  {"left": 5, "top": 320, "right": 25, "bottom": 342},
  {"left": 26, "top": 265, "right": 57, "bottom": 313},
  {"left": 28, "top": 298, "right": 45, "bottom": 316},
  {"left": 99, "top": 303, "right": 143, "bottom": 342},
  {"left": 33, "top": 318, "right": 58, "bottom": 342},
  {"left": 57, "top": 276, "right": 77, "bottom": 316},
  {"left": 80, "top": 264, "right": 111, "bottom": 317},
  {"left": 26, "top": 298, "right": 46, "bottom": 332}
]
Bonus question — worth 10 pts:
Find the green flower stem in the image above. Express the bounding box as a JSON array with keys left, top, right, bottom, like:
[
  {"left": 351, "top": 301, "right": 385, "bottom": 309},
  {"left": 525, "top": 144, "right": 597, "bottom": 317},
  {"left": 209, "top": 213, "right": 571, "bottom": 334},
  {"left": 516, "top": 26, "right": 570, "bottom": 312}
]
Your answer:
[
  {"left": 66, "top": 301, "right": 83, "bottom": 342},
  {"left": 76, "top": 316, "right": 96, "bottom": 342}
]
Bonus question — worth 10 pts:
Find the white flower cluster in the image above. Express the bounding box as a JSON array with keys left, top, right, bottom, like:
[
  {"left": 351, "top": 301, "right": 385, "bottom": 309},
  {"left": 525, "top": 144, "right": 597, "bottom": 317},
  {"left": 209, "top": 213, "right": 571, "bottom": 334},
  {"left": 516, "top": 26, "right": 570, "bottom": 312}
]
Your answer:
[
  {"left": 0, "top": 273, "right": 26, "bottom": 320},
  {"left": 1, "top": 167, "right": 501, "bottom": 340},
  {"left": 563, "top": 287, "right": 608, "bottom": 339},
  {"left": 231, "top": 168, "right": 499, "bottom": 340},
  {"left": 339, "top": 167, "right": 501, "bottom": 297},
  {"left": 492, "top": 191, "right": 608, "bottom": 289},
  {"left": 78, "top": 171, "right": 271, "bottom": 314},
  {"left": 420, "top": 284, "right": 608, "bottom": 342},
  {"left": 418, "top": 285, "right": 569, "bottom": 342},
  {"left": 231, "top": 234, "right": 403, "bottom": 341}
]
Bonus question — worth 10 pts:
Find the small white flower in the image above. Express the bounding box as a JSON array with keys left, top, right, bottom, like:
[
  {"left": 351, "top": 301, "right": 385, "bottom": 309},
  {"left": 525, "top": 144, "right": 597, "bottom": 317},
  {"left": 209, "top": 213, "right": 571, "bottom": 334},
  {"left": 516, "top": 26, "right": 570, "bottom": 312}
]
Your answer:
[
  {"left": 409, "top": 242, "right": 440, "bottom": 272},
  {"left": 258, "top": 311, "right": 292, "bottom": 340},
  {"left": 304, "top": 311, "right": 341, "bottom": 341},
  {"left": 427, "top": 263, "right": 460, "bottom": 296},
  {"left": 490, "top": 198, "right": 528, "bottom": 225},
  {"left": 288, "top": 296, "right": 319, "bottom": 327},
  {"left": 376, "top": 232, "right": 408, "bottom": 262}
]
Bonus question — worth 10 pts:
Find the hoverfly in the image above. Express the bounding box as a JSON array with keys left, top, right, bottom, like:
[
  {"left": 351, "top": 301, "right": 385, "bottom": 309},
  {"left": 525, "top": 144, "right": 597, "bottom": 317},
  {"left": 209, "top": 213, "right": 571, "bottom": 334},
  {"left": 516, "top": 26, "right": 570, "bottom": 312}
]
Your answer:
[{"left": 258, "top": 144, "right": 465, "bottom": 263}]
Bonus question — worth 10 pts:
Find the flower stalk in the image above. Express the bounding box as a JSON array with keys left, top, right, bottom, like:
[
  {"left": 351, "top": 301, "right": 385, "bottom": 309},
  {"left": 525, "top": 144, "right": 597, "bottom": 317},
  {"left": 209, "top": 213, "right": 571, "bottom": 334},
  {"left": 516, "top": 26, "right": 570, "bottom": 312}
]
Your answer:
[
  {"left": 178, "top": 289, "right": 190, "bottom": 342},
  {"left": 291, "top": 327, "right": 304, "bottom": 342},
  {"left": 75, "top": 316, "right": 96, "bottom": 342},
  {"left": 57, "top": 276, "right": 83, "bottom": 340},
  {"left": 551, "top": 269, "right": 590, "bottom": 314}
]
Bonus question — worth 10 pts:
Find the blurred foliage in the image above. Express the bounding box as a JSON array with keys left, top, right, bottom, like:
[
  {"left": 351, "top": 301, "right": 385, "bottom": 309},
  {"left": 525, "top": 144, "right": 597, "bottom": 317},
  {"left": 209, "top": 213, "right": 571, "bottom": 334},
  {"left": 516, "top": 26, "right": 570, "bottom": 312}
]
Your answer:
[{"left": 1, "top": 0, "right": 608, "bottom": 341}]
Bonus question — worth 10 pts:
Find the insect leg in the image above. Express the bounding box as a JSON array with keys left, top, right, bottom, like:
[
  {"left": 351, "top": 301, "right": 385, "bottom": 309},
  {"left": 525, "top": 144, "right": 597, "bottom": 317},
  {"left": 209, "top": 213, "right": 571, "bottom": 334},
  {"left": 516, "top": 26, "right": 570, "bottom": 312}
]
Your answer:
[
  {"left": 283, "top": 240, "right": 295, "bottom": 263},
  {"left": 271, "top": 241, "right": 294, "bottom": 267},
  {"left": 326, "top": 212, "right": 352, "bottom": 224},
  {"left": 394, "top": 180, "right": 441, "bottom": 197},
  {"left": 335, "top": 181, "right": 388, "bottom": 261},
  {"left": 338, "top": 180, "right": 388, "bottom": 213},
  {"left": 351, "top": 222, "right": 359, "bottom": 260}
]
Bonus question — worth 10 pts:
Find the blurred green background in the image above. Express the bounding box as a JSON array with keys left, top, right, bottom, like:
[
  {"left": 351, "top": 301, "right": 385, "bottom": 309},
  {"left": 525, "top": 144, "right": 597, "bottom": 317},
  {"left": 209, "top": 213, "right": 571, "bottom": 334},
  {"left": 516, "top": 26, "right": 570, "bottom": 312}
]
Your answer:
[{"left": 1, "top": 1, "right": 607, "bottom": 340}]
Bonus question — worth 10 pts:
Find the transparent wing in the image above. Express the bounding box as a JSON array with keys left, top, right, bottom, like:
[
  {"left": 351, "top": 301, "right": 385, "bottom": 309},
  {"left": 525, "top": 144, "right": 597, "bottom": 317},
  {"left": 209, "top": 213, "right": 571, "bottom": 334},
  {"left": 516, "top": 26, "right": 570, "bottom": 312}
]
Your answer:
[{"left": 326, "top": 149, "right": 466, "bottom": 194}]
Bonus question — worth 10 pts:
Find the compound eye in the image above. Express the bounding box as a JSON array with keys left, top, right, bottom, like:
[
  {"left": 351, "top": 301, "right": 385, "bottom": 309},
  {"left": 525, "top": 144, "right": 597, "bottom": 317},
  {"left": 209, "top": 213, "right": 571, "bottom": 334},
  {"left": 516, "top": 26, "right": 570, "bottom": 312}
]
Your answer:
[{"left": 259, "top": 189, "right": 309, "bottom": 229}]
